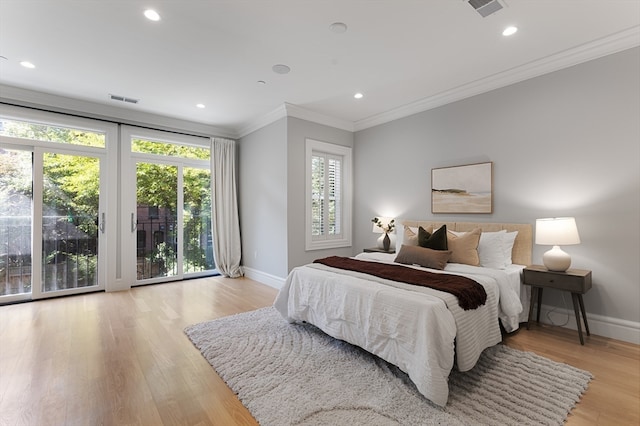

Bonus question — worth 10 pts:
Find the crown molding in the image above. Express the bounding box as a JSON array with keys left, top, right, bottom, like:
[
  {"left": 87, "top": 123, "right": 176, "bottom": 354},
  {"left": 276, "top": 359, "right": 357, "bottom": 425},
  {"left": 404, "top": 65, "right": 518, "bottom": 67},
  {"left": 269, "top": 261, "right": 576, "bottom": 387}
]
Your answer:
[
  {"left": 236, "top": 104, "right": 288, "bottom": 138},
  {"left": 238, "top": 102, "right": 354, "bottom": 138},
  {"left": 241, "top": 27, "right": 638, "bottom": 136},
  {"left": 3, "top": 25, "right": 638, "bottom": 138},
  {"left": 353, "top": 26, "right": 640, "bottom": 132},
  {"left": 283, "top": 103, "right": 354, "bottom": 132}
]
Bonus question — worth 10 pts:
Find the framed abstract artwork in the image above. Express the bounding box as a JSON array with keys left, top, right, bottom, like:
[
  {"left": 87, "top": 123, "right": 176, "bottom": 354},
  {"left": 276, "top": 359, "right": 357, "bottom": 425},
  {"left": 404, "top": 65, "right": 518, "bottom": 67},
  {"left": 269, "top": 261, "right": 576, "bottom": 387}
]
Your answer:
[{"left": 431, "top": 162, "right": 493, "bottom": 214}]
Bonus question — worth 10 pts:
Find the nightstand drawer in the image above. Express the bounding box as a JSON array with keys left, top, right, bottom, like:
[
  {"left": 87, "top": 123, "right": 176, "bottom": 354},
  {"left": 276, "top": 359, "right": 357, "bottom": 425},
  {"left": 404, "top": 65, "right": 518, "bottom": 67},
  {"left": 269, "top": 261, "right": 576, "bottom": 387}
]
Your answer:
[
  {"left": 523, "top": 267, "right": 592, "bottom": 293},
  {"left": 363, "top": 247, "right": 395, "bottom": 254}
]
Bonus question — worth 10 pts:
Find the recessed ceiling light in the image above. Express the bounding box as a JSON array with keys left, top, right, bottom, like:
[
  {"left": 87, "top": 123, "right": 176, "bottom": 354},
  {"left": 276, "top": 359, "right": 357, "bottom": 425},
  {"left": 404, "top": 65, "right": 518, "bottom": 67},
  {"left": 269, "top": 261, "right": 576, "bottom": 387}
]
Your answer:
[
  {"left": 502, "top": 26, "right": 518, "bottom": 36},
  {"left": 257, "top": 80, "right": 266, "bottom": 85},
  {"left": 272, "top": 64, "right": 291, "bottom": 74},
  {"left": 354, "top": 93, "right": 363, "bottom": 99},
  {"left": 329, "top": 22, "right": 348, "bottom": 33},
  {"left": 20, "top": 61, "right": 35, "bottom": 69},
  {"left": 196, "top": 103, "right": 205, "bottom": 109},
  {"left": 144, "top": 9, "right": 161, "bottom": 21}
]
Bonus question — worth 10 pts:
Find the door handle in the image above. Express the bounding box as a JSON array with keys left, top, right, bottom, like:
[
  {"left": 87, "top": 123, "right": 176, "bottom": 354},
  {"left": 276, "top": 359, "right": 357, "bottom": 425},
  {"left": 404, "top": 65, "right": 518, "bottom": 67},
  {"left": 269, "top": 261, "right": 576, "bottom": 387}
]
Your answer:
[
  {"left": 100, "top": 212, "right": 106, "bottom": 234},
  {"left": 131, "top": 213, "right": 137, "bottom": 232}
]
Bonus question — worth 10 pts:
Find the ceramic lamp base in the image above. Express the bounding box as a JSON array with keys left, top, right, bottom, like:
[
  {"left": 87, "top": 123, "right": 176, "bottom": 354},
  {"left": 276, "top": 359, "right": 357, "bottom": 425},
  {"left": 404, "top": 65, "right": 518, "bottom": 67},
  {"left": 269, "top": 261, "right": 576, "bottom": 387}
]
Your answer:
[{"left": 542, "top": 245, "right": 572, "bottom": 271}]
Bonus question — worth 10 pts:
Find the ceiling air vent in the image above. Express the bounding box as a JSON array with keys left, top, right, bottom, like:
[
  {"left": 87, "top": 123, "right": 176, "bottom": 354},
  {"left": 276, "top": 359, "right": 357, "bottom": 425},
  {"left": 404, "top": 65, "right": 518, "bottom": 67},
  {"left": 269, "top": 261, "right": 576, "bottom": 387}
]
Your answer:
[
  {"left": 468, "top": 0, "right": 505, "bottom": 18},
  {"left": 109, "top": 94, "right": 139, "bottom": 104}
]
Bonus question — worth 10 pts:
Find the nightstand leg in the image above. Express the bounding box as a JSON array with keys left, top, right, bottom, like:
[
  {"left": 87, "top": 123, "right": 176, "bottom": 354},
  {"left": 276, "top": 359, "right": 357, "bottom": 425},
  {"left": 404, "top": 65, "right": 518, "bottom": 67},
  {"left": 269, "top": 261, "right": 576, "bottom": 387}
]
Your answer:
[
  {"left": 572, "top": 293, "right": 585, "bottom": 345},
  {"left": 536, "top": 287, "right": 543, "bottom": 323},
  {"left": 527, "top": 287, "right": 538, "bottom": 330},
  {"left": 577, "top": 294, "right": 590, "bottom": 336}
]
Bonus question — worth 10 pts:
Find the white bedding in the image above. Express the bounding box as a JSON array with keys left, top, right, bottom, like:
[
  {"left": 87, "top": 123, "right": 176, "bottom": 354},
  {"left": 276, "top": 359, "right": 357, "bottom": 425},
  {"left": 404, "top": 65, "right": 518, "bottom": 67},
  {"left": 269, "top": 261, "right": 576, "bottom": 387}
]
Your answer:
[
  {"left": 273, "top": 253, "right": 524, "bottom": 407},
  {"left": 356, "top": 252, "right": 526, "bottom": 332}
]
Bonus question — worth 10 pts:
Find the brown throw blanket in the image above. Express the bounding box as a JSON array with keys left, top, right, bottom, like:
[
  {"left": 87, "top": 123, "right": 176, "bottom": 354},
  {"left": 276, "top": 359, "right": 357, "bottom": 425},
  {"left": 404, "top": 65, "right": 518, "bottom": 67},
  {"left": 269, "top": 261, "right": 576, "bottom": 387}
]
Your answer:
[{"left": 313, "top": 256, "right": 487, "bottom": 310}]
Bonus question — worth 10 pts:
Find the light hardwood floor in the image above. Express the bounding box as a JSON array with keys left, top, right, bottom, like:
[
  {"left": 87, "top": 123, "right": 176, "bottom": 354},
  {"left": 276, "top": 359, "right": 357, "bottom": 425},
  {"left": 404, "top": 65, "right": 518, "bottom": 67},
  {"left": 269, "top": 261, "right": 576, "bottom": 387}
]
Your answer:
[{"left": 0, "top": 277, "right": 638, "bottom": 426}]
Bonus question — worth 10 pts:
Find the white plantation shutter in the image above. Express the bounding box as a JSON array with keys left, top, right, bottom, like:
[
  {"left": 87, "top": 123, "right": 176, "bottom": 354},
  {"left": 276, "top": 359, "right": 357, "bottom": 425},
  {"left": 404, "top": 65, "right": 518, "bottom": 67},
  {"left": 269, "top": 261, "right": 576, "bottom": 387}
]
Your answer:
[
  {"left": 306, "top": 139, "right": 352, "bottom": 250},
  {"left": 311, "top": 154, "right": 325, "bottom": 236},
  {"left": 328, "top": 156, "right": 341, "bottom": 236}
]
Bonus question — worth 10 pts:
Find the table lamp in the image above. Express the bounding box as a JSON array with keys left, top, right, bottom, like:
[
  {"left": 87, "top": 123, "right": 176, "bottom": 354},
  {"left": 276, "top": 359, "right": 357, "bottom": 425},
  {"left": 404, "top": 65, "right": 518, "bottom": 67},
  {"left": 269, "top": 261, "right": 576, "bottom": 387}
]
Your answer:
[{"left": 535, "top": 217, "right": 581, "bottom": 272}]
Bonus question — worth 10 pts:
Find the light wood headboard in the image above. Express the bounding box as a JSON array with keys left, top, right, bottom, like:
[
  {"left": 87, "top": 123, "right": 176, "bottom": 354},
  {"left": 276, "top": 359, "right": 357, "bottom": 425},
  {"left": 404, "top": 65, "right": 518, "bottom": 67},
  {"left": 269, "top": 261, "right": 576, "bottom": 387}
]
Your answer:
[{"left": 401, "top": 220, "right": 533, "bottom": 266}]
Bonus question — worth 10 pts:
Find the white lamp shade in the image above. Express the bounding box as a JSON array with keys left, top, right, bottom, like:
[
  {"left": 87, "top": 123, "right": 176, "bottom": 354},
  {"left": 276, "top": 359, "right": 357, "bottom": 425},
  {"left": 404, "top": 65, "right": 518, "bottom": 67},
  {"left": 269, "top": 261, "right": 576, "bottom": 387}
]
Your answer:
[
  {"left": 372, "top": 217, "right": 393, "bottom": 233},
  {"left": 535, "top": 217, "right": 581, "bottom": 246}
]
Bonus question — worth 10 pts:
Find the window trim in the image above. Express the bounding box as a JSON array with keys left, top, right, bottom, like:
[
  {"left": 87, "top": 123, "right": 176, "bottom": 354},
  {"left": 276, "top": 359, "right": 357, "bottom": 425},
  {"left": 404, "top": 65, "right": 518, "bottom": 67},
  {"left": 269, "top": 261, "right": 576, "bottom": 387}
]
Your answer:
[
  {"left": 0, "top": 105, "right": 110, "bottom": 149},
  {"left": 305, "top": 138, "right": 352, "bottom": 251}
]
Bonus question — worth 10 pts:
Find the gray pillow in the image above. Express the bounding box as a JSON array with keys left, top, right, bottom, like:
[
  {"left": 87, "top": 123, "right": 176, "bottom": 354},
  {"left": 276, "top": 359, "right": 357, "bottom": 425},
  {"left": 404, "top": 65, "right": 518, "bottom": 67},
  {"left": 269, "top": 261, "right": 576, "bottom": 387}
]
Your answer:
[{"left": 394, "top": 245, "right": 452, "bottom": 270}]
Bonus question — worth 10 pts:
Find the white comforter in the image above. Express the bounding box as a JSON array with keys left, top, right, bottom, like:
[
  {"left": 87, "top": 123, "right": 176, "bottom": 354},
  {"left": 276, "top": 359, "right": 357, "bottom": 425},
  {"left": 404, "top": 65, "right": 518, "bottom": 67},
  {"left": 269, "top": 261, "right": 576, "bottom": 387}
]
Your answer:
[{"left": 273, "top": 253, "right": 523, "bottom": 407}]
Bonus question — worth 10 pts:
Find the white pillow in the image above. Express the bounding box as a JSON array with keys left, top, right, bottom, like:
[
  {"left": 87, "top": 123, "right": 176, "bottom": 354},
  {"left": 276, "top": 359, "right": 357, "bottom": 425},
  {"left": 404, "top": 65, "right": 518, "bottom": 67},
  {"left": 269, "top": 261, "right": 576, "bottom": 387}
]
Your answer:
[
  {"left": 478, "top": 230, "right": 507, "bottom": 269},
  {"left": 502, "top": 231, "right": 518, "bottom": 267},
  {"left": 450, "top": 229, "right": 515, "bottom": 269}
]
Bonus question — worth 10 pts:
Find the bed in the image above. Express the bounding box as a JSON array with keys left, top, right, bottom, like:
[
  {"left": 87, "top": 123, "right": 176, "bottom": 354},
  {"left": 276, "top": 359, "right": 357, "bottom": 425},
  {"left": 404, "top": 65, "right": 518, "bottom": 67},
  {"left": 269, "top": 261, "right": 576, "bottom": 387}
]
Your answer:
[{"left": 274, "top": 221, "right": 532, "bottom": 407}]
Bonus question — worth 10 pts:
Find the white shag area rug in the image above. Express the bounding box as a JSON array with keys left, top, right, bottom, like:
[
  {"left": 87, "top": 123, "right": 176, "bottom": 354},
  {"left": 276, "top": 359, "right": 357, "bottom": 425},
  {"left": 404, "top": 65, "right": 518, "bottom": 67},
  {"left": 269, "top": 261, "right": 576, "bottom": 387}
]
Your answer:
[{"left": 185, "top": 307, "right": 592, "bottom": 426}]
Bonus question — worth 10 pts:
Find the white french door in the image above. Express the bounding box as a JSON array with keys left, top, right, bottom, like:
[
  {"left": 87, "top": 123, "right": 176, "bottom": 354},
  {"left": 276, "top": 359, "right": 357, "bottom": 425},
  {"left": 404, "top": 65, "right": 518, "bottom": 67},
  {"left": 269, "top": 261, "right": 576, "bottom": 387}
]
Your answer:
[
  {"left": 33, "top": 147, "right": 107, "bottom": 299},
  {"left": 120, "top": 126, "right": 215, "bottom": 287},
  {"left": 1, "top": 106, "right": 212, "bottom": 300},
  {"left": 0, "top": 106, "right": 117, "bottom": 303},
  {"left": 0, "top": 145, "right": 108, "bottom": 302}
]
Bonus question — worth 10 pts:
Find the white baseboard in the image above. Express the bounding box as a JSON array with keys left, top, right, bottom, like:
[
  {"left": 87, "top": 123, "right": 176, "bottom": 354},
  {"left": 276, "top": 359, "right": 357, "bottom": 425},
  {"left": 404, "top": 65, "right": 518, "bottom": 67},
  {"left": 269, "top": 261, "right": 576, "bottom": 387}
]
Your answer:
[
  {"left": 243, "top": 267, "right": 286, "bottom": 290},
  {"left": 536, "top": 303, "right": 640, "bottom": 345}
]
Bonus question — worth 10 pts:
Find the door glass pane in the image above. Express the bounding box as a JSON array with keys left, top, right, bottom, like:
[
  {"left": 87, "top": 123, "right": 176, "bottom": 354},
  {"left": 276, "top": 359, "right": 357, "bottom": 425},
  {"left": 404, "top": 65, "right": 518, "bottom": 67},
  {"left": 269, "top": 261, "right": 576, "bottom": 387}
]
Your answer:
[
  {"left": 0, "top": 119, "right": 106, "bottom": 148},
  {"left": 131, "top": 139, "right": 209, "bottom": 159},
  {"left": 183, "top": 167, "right": 215, "bottom": 274},
  {"left": 0, "top": 149, "right": 33, "bottom": 296},
  {"left": 136, "top": 162, "right": 177, "bottom": 280},
  {"left": 42, "top": 153, "right": 100, "bottom": 291}
]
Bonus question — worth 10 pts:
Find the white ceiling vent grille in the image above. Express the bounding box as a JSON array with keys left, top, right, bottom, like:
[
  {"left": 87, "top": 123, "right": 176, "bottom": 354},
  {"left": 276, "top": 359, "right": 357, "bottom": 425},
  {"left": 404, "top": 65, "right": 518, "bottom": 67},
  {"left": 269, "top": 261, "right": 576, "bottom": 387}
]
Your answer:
[
  {"left": 109, "top": 94, "right": 139, "bottom": 104},
  {"left": 468, "top": 0, "right": 505, "bottom": 18}
]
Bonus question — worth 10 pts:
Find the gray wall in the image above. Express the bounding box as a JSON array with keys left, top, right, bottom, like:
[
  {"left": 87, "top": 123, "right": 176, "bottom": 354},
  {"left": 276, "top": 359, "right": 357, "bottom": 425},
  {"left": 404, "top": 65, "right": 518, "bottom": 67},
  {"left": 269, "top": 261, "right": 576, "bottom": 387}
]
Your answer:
[
  {"left": 286, "top": 117, "right": 355, "bottom": 269},
  {"left": 238, "top": 118, "right": 289, "bottom": 278},
  {"left": 238, "top": 116, "right": 354, "bottom": 278},
  {"left": 354, "top": 47, "right": 640, "bottom": 327}
]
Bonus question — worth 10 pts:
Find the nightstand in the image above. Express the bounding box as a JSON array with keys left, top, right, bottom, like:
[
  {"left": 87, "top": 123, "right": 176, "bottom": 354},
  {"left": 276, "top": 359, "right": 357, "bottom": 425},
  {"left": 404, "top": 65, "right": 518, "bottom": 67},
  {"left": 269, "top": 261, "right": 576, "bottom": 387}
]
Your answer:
[
  {"left": 523, "top": 265, "right": 592, "bottom": 345},
  {"left": 363, "top": 247, "right": 395, "bottom": 254}
]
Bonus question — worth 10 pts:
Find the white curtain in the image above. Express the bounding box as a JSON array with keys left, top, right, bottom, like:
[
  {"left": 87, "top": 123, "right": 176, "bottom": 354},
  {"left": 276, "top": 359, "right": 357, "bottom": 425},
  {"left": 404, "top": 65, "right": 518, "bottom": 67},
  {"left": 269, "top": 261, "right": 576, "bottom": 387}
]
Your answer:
[{"left": 210, "top": 137, "right": 243, "bottom": 278}]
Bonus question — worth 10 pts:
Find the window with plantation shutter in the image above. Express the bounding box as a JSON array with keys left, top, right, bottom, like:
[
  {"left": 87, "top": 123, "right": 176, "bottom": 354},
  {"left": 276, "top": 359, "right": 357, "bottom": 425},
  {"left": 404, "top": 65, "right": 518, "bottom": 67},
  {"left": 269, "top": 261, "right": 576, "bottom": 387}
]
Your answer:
[{"left": 306, "top": 139, "right": 352, "bottom": 250}]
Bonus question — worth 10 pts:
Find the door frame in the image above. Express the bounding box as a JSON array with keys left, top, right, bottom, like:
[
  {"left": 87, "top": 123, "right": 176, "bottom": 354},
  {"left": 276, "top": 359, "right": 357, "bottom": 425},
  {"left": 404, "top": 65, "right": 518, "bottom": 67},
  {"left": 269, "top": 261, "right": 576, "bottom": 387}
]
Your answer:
[
  {"left": 120, "top": 125, "right": 214, "bottom": 288},
  {"left": 32, "top": 146, "right": 108, "bottom": 299},
  {"left": 0, "top": 105, "right": 118, "bottom": 302}
]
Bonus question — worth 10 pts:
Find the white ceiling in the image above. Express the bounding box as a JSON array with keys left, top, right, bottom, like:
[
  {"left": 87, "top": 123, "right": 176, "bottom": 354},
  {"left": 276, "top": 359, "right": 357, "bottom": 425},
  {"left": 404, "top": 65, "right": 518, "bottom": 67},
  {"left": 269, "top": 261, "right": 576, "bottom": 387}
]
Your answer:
[{"left": 1, "top": 0, "right": 639, "bottom": 137}]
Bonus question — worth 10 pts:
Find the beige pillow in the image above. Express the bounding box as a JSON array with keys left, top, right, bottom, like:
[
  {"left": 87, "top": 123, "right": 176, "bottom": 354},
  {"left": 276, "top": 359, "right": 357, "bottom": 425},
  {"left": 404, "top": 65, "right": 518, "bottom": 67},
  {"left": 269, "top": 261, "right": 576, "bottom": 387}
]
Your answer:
[
  {"left": 447, "top": 228, "right": 481, "bottom": 266},
  {"left": 403, "top": 225, "right": 430, "bottom": 246},
  {"left": 394, "top": 244, "right": 451, "bottom": 270}
]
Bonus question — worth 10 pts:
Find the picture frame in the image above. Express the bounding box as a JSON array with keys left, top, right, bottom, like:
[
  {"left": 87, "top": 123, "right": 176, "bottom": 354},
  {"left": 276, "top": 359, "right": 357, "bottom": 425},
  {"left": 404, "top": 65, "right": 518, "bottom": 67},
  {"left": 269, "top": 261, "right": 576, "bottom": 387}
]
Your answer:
[{"left": 431, "top": 162, "right": 493, "bottom": 214}]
